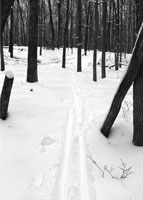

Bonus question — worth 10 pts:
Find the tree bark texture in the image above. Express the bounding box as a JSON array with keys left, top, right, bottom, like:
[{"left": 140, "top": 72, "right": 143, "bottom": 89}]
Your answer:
[
  {"left": 9, "top": 7, "right": 14, "bottom": 58},
  {"left": 57, "top": 0, "right": 62, "bottom": 49},
  {"left": 39, "top": 0, "right": 43, "bottom": 56},
  {"left": 84, "top": 2, "right": 91, "bottom": 56},
  {"left": 17, "top": 0, "right": 26, "bottom": 45},
  {"left": 0, "top": 71, "right": 14, "bottom": 120},
  {"left": 27, "top": 0, "right": 38, "bottom": 83},
  {"left": 101, "top": 23, "right": 143, "bottom": 138},
  {"left": 0, "top": 34, "right": 5, "bottom": 71},
  {"left": 48, "top": 0, "right": 55, "bottom": 50},
  {"left": 133, "top": 40, "right": 143, "bottom": 146},
  {"left": 1, "top": 0, "right": 15, "bottom": 73},
  {"left": 101, "top": 0, "right": 107, "bottom": 78},
  {"left": 77, "top": 0, "right": 82, "bottom": 72},
  {"left": 1, "top": 0, "right": 15, "bottom": 33},
  {"left": 93, "top": 0, "right": 98, "bottom": 82},
  {"left": 62, "top": 0, "right": 70, "bottom": 68},
  {"left": 114, "top": 0, "right": 120, "bottom": 70}
]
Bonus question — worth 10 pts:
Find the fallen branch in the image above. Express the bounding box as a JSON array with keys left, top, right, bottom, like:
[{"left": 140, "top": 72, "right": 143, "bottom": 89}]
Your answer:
[{"left": 87, "top": 155, "right": 104, "bottom": 177}]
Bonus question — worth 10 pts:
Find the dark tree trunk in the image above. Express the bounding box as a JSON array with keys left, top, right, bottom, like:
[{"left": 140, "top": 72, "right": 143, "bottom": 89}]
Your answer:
[
  {"left": 17, "top": 0, "right": 26, "bottom": 45},
  {"left": 127, "top": 1, "right": 132, "bottom": 53},
  {"left": 1, "top": 0, "right": 15, "bottom": 33},
  {"left": 119, "top": 0, "right": 123, "bottom": 68},
  {"left": 0, "top": 34, "right": 5, "bottom": 71},
  {"left": 101, "top": 0, "right": 107, "bottom": 78},
  {"left": 0, "top": 71, "right": 14, "bottom": 120},
  {"left": 57, "top": 0, "right": 62, "bottom": 49},
  {"left": 88, "top": 4, "right": 94, "bottom": 51},
  {"left": 69, "top": 0, "right": 73, "bottom": 51},
  {"left": 77, "top": 0, "right": 82, "bottom": 72},
  {"left": 133, "top": 50, "right": 143, "bottom": 146},
  {"left": 114, "top": 0, "right": 120, "bottom": 70},
  {"left": 48, "top": 0, "right": 55, "bottom": 50},
  {"left": 9, "top": 7, "right": 14, "bottom": 58},
  {"left": 39, "top": 0, "right": 43, "bottom": 56},
  {"left": 62, "top": 0, "right": 70, "bottom": 68},
  {"left": 135, "top": 0, "right": 143, "bottom": 34},
  {"left": 70, "top": 9, "right": 73, "bottom": 51},
  {"left": 101, "top": 24, "right": 143, "bottom": 138},
  {"left": 27, "top": 0, "right": 38, "bottom": 83},
  {"left": 107, "top": 1, "right": 112, "bottom": 51},
  {"left": 1, "top": 0, "right": 15, "bottom": 72},
  {"left": 93, "top": 0, "right": 98, "bottom": 82},
  {"left": 84, "top": 2, "right": 91, "bottom": 56}
]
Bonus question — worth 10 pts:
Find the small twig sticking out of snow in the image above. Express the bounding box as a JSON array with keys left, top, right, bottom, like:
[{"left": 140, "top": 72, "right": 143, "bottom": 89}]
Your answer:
[
  {"left": 119, "top": 159, "right": 134, "bottom": 179},
  {"left": 104, "top": 160, "right": 134, "bottom": 179},
  {"left": 87, "top": 155, "right": 104, "bottom": 177},
  {"left": 87, "top": 155, "right": 134, "bottom": 180},
  {"left": 104, "top": 165, "right": 119, "bottom": 180}
]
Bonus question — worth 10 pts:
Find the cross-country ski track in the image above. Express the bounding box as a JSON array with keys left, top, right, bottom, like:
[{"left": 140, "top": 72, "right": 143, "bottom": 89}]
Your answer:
[{"left": 51, "top": 70, "right": 96, "bottom": 200}]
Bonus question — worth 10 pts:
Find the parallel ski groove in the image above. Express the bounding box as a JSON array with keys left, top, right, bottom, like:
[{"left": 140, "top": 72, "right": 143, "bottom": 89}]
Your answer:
[{"left": 52, "top": 71, "right": 91, "bottom": 200}]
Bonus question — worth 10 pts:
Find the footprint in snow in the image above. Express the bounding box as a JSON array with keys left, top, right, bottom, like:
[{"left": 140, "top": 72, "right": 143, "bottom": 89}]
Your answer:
[
  {"left": 40, "top": 137, "right": 56, "bottom": 153},
  {"left": 42, "top": 137, "right": 55, "bottom": 145}
]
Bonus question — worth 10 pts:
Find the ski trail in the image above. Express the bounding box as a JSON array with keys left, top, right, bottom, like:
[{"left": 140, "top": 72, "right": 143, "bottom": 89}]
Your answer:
[
  {"left": 72, "top": 74, "right": 90, "bottom": 200},
  {"left": 79, "top": 132, "right": 89, "bottom": 200},
  {"left": 59, "top": 105, "right": 74, "bottom": 200},
  {"left": 52, "top": 70, "right": 96, "bottom": 200}
]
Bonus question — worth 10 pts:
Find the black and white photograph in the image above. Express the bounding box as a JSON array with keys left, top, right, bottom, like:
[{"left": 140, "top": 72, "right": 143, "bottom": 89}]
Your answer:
[{"left": 1, "top": 0, "right": 143, "bottom": 199}]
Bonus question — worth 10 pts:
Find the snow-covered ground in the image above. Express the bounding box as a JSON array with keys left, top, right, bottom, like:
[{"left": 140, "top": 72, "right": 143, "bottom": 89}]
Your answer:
[{"left": 0, "top": 47, "right": 143, "bottom": 200}]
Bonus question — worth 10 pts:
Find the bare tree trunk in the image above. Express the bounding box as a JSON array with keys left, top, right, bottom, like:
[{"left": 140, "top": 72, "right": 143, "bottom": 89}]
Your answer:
[
  {"left": 107, "top": 1, "right": 112, "bottom": 51},
  {"left": 9, "top": 7, "right": 14, "bottom": 58},
  {"left": 84, "top": 1, "right": 91, "bottom": 56},
  {"left": 0, "top": 71, "right": 14, "bottom": 120},
  {"left": 133, "top": 39, "right": 143, "bottom": 146},
  {"left": 93, "top": 0, "right": 98, "bottom": 82},
  {"left": 77, "top": 0, "right": 82, "bottom": 72},
  {"left": 101, "top": 0, "right": 107, "bottom": 78},
  {"left": 39, "top": 0, "right": 43, "bottom": 56},
  {"left": 0, "top": 34, "right": 5, "bottom": 71},
  {"left": 17, "top": 0, "right": 26, "bottom": 45},
  {"left": 27, "top": 0, "right": 38, "bottom": 83},
  {"left": 57, "top": 0, "right": 62, "bottom": 49},
  {"left": 119, "top": 0, "right": 123, "bottom": 68},
  {"left": 70, "top": 8, "right": 73, "bottom": 51},
  {"left": 62, "top": 0, "right": 70, "bottom": 68},
  {"left": 69, "top": 0, "right": 73, "bottom": 52},
  {"left": 48, "top": 0, "right": 55, "bottom": 50},
  {"left": 1, "top": 0, "right": 15, "bottom": 33},
  {"left": 114, "top": 0, "right": 120, "bottom": 70},
  {"left": 1, "top": 0, "right": 15, "bottom": 72},
  {"left": 101, "top": 24, "right": 143, "bottom": 138}
]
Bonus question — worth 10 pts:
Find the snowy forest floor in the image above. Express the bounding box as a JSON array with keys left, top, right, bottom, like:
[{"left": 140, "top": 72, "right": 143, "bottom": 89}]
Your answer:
[{"left": 0, "top": 47, "right": 143, "bottom": 200}]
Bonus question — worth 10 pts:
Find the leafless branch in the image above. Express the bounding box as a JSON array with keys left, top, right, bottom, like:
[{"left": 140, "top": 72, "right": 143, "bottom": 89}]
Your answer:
[{"left": 87, "top": 155, "right": 104, "bottom": 177}]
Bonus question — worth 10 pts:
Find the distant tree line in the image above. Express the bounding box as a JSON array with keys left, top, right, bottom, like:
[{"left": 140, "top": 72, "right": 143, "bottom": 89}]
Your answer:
[
  {"left": 1, "top": 0, "right": 143, "bottom": 80},
  {"left": 2, "top": 0, "right": 143, "bottom": 53}
]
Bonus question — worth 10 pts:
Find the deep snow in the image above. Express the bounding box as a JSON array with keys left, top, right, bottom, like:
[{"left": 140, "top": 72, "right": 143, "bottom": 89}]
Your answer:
[{"left": 0, "top": 47, "right": 143, "bottom": 200}]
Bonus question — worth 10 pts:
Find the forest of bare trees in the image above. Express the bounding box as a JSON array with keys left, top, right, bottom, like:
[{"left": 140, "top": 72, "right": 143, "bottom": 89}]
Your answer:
[
  {"left": 2, "top": 0, "right": 143, "bottom": 52},
  {"left": 1, "top": 0, "right": 143, "bottom": 146},
  {"left": 1, "top": 0, "right": 143, "bottom": 79}
]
